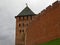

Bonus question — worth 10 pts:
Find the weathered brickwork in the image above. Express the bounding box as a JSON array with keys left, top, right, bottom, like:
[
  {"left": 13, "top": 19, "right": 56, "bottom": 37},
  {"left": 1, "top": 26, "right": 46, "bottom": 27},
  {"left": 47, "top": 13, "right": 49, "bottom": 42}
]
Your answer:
[
  {"left": 15, "top": 15, "right": 37, "bottom": 45},
  {"left": 26, "top": 1, "right": 60, "bottom": 45}
]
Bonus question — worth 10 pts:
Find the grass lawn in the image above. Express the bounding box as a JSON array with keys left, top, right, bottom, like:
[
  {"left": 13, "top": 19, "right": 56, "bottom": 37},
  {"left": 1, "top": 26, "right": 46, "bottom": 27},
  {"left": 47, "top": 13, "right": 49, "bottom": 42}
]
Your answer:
[{"left": 39, "top": 38, "right": 60, "bottom": 45}]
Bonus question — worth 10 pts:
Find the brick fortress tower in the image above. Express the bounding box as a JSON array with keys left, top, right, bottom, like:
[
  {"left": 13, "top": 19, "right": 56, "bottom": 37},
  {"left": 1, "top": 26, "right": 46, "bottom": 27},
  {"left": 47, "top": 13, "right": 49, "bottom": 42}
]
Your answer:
[{"left": 15, "top": 4, "right": 36, "bottom": 45}]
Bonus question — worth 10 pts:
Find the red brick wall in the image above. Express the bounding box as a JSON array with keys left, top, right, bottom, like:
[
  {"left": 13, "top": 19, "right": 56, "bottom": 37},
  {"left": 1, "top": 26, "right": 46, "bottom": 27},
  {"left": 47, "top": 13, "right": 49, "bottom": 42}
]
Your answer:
[
  {"left": 26, "top": 1, "right": 60, "bottom": 45},
  {"left": 15, "top": 15, "right": 37, "bottom": 45}
]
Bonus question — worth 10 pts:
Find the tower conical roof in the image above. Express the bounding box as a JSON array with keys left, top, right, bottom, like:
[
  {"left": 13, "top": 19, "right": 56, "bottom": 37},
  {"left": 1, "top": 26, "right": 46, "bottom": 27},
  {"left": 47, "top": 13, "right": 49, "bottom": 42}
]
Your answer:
[{"left": 17, "top": 6, "right": 36, "bottom": 16}]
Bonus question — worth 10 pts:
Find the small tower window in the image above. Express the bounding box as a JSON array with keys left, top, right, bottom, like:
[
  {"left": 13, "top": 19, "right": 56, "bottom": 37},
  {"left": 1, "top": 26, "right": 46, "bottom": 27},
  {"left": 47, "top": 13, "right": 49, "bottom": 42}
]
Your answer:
[
  {"left": 20, "top": 30, "right": 21, "bottom": 32},
  {"left": 22, "top": 29, "right": 24, "bottom": 32},
  {"left": 27, "top": 16, "right": 28, "bottom": 20},
  {"left": 19, "top": 24, "right": 21, "bottom": 27},
  {"left": 19, "top": 30, "right": 24, "bottom": 33}
]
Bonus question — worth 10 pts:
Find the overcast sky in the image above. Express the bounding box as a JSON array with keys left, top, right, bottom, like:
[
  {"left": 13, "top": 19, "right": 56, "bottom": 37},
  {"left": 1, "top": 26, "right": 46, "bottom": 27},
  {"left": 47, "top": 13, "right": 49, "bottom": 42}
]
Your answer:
[{"left": 0, "top": 0, "right": 57, "bottom": 45}]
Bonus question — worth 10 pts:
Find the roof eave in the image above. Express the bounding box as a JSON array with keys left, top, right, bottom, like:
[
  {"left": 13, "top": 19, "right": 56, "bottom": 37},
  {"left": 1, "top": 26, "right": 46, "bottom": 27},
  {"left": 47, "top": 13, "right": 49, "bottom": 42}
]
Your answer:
[{"left": 15, "top": 14, "right": 37, "bottom": 18}]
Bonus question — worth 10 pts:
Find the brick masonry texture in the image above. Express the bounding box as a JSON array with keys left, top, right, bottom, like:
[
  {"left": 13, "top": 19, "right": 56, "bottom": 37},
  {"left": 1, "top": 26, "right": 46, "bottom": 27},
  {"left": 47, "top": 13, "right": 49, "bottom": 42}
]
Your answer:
[
  {"left": 26, "top": 1, "right": 60, "bottom": 45},
  {"left": 15, "top": 15, "right": 37, "bottom": 45}
]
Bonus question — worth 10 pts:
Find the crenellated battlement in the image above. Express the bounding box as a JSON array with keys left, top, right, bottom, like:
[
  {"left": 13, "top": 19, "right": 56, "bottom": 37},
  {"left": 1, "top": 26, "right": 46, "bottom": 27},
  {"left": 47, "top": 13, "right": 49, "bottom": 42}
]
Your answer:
[{"left": 39, "top": 1, "right": 60, "bottom": 16}]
